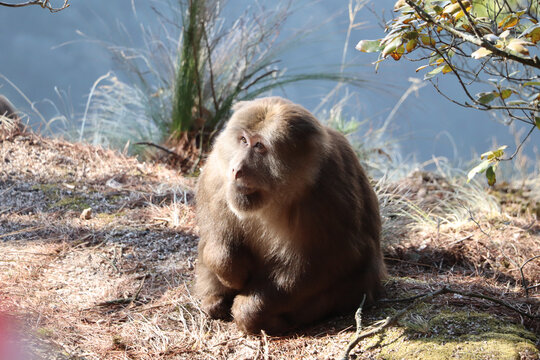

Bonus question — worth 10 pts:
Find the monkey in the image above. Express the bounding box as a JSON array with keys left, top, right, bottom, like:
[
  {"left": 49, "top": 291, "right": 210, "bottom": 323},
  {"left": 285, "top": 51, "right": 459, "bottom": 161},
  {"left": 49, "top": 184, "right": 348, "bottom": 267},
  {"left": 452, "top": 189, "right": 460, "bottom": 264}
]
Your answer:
[
  {"left": 0, "top": 95, "right": 21, "bottom": 134},
  {"left": 195, "top": 97, "right": 385, "bottom": 334},
  {"left": 0, "top": 95, "right": 18, "bottom": 121}
]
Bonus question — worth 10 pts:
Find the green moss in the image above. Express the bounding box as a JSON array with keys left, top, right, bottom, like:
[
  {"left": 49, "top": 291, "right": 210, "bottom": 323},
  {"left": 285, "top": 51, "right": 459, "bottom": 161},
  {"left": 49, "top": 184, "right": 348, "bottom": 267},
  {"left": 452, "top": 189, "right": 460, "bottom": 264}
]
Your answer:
[
  {"left": 36, "top": 327, "right": 54, "bottom": 338},
  {"left": 32, "top": 183, "right": 60, "bottom": 196},
  {"left": 362, "top": 310, "right": 538, "bottom": 360},
  {"left": 33, "top": 183, "right": 90, "bottom": 211},
  {"left": 50, "top": 196, "right": 89, "bottom": 211}
]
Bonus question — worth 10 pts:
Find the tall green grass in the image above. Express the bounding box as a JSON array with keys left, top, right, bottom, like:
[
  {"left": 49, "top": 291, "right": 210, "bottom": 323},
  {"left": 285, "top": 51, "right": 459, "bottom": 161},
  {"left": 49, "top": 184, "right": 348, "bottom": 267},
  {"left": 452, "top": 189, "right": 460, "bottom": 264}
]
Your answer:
[{"left": 79, "top": 0, "right": 368, "bottom": 155}]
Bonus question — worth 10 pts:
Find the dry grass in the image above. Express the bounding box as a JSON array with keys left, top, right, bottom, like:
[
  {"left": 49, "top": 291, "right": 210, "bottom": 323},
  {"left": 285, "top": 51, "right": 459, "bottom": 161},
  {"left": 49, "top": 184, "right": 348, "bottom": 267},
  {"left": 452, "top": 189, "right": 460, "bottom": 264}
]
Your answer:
[{"left": 0, "top": 130, "right": 538, "bottom": 359}]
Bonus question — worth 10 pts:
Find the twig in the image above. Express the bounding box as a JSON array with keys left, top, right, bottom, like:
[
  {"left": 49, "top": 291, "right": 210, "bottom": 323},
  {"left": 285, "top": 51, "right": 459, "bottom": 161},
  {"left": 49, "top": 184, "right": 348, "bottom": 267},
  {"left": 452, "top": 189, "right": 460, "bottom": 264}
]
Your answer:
[
  {"left": 341, "top": 286, "right": 539, "bottom": 359},
  {"left": 241, "top": 70, "right": 278, "bottom": 92},
  {"left": 341, "top": 294, "right": 367, "bottom": 360},
  {"left": 134, "top": 142, "right": 182, "bottom": 159},
  {"left": 444, "top": 287, "right": 538, "bottom": 320},
  {"left": 520, "top": 255, "right": 540, "bottom": 297},
  {"left": 0, "top": 0, "right": 69, "bottom": 12},
  {"left": 342, "top": 290, "right": 444, "bottom": 359},
  {"left": 448, "top": 234, "right": 474, "bottom": 246},
  {"left": 455, "top": 0, "right": 482, "bottom": 39},
  {"left": 501, "top": 124, "right": 537, "bottom": 161}
]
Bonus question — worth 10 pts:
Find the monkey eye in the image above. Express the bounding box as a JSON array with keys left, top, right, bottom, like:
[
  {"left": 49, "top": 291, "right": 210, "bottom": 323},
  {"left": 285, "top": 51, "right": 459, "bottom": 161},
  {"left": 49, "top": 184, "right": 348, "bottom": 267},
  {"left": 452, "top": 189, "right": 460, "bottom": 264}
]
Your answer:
[
  {"left": 253, "top": 142, "right": 266, "bottom": 152},
  {"left": 240, "top": 136, "right": 248, "bottom": 145}
]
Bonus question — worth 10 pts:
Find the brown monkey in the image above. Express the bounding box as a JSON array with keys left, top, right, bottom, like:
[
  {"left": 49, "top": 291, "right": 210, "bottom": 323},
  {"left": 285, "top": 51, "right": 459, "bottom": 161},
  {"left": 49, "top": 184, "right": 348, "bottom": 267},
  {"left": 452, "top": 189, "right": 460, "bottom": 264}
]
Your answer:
[
  {"left": 0, "top": 95, "right": 18, "bottom": 121},
  {"left": 195, "top": 97, "right": 385, "bottom": 334},
  {"left": 0, "top": 95, "right": 21, "bottom": 134}
]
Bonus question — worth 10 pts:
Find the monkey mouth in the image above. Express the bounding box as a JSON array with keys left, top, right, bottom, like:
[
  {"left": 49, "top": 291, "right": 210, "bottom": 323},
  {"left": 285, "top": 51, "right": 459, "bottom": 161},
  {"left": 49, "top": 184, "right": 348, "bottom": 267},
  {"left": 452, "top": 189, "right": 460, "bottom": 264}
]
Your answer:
[{"left": 234, "top": 184, "right": 257, "bottom": 195}]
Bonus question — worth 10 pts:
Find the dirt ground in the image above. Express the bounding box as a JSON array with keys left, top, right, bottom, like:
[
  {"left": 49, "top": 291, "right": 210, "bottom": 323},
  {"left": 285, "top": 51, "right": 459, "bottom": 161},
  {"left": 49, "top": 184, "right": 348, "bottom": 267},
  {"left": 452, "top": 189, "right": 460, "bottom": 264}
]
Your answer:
[{"left": 0, "top": 129, "right": 538, "bottom": 359}]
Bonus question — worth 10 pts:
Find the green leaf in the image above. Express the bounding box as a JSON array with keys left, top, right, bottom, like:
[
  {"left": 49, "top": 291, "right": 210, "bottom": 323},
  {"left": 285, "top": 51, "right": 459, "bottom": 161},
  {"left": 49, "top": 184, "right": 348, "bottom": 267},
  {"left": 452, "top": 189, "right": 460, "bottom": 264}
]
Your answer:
[
  {"left": 477, "top": 91, "right": 499, "bottom": 104},
  {"left": 523, "top": 81, "right": 540, "bottom": 86},
  {"left": 355, "top": 39, "right": 382, "bottom": 53},
  {"left": 535, "top": 117, "right": 540, "bottom": 130},
  {"left": 500, "top": 89, "right": 513, "bottom": 99},
  {"left": 467, "top": 159, "right": 491, "bottom": 182},
  {"left": 424, "top": 65, "right": 444, "bottom": 80},
  {"left": 486, "top": 165, "right": 496, "bottom": 186},
  {"left": 403, "top": 31, "right": 419, "bottom": 40}
]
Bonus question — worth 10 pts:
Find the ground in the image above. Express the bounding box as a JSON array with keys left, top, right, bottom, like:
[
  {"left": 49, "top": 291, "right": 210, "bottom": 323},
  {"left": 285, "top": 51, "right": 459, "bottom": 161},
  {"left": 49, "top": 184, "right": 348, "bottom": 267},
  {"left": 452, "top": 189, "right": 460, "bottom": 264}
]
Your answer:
[{"left": 0, "top": 128, "right": 538, "bottom": 360}]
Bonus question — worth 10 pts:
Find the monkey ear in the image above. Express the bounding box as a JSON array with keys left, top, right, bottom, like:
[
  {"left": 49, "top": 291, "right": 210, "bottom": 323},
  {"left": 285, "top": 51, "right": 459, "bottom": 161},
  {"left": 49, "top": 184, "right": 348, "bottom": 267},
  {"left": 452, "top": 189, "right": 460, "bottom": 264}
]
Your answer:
[{"left": 232, "top": 100, "right": 251, "bottom": 112}]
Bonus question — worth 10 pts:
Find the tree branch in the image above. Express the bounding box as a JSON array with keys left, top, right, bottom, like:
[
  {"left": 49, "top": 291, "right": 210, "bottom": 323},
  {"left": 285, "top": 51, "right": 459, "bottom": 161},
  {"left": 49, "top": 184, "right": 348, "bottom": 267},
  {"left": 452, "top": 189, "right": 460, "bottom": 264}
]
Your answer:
[
  {"left": 0, "top": 0, "right": 69, "bottom": 12},
  {"left": 404, "top": 0, "right": 540, "bottom": 70}
]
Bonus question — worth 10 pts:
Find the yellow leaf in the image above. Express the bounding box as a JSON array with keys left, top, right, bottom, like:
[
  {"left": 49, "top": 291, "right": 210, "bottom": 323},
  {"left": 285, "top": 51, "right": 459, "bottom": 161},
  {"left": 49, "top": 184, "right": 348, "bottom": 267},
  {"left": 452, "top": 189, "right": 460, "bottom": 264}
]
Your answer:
[
  {"left": 498, "top": 14, "right": 520, "bottom": 30},
  {"left": 442, "top": 65, "right": 453, "bottom": 74},
  {"left": 506, "top": 39, "right": 531, "bottom": 55},
  {"left": 421, "top": 36, "right": 435, "bottom": 46},
  {"left": 471, "top": 47, "right": 492, "bottom": 59},
  {"left": 454, "top": 10, "right": 465, "bottom": 21},
  {"left": 406, "top": 39, "right": 418, "bottom": 52},
  {"left": 454, "top": 5, "right": 472, "bottom": 20},
  {"left": 529, "top": 27, "right": 540, "bottom": 43},
  {"left": 415, "top": 64, "right": 430, "bottom": 72},
  {"left": 390, "top": 45, "right": 405, "bottom": 61},
  {"left": 442, "top": 2, "right": 461, "bottom": 16}
]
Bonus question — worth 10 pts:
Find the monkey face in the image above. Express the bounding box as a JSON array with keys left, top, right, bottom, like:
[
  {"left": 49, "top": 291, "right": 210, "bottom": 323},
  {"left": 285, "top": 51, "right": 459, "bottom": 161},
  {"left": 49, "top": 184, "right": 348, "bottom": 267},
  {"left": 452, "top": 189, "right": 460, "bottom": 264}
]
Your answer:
[
  {"left": 225, "top": 130, "right": 275, "bottom": 214},
  {"left": 215, "top": 97, "right": 326, "bottom": 217}
]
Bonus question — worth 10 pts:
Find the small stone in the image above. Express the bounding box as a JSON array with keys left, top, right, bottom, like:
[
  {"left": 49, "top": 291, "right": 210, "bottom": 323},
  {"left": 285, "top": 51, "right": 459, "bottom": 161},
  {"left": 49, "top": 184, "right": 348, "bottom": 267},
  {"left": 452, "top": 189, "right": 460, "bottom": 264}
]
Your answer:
[{"left": 80, "top": 207, "right": 92, "bottom": 220}]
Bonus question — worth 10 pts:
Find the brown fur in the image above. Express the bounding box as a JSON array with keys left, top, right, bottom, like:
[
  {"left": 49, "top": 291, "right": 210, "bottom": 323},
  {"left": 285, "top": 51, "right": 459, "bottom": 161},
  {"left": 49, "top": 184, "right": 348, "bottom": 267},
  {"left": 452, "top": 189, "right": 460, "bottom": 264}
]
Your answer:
[
  {"left": 195, "top": 97, "right": 385, "bottom": 334},
  {"left": 0, "top": 95, "right": 18, "bottom": 121}
]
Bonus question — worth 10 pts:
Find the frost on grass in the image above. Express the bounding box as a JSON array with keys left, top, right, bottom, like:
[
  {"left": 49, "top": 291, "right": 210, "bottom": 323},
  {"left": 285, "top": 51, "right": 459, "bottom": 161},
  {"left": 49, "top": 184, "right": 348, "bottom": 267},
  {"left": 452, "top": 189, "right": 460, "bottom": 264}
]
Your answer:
[{"left": 0, "top": 132, "right": 538, "bottom": 359}]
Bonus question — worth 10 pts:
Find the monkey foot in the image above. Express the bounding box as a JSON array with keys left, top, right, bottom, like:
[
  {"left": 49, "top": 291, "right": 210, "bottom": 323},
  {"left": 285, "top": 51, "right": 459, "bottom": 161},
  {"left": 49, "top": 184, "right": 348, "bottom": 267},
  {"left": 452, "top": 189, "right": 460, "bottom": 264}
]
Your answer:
[{"left": 201, "top": 295, "right": 232, "bottom": 320}]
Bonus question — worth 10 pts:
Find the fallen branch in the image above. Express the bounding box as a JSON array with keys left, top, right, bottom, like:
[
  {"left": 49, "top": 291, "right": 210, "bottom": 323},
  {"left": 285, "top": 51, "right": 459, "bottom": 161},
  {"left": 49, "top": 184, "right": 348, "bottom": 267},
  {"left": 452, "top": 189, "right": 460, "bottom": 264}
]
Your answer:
[{"left": 341, "top": 286, "right": 539, "bottom": 359}]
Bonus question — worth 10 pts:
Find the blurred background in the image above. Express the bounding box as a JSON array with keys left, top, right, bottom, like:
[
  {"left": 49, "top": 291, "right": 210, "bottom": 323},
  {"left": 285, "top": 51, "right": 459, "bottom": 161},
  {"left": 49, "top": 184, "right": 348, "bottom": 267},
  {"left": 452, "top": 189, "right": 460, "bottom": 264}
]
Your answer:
[{"left": 0, "top": 0, "right": 535, "bottom": 165}]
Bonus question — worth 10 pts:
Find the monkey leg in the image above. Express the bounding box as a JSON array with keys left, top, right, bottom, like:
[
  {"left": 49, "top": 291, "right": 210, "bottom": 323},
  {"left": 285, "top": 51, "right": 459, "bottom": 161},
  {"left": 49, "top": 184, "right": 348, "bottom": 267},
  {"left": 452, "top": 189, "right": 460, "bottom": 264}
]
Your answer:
[
  {"left": 231, "top": 292, "right": 290, "bottom": 334},
  {"left": 195, "top": 262, "right": 237, "bottom": 320}
]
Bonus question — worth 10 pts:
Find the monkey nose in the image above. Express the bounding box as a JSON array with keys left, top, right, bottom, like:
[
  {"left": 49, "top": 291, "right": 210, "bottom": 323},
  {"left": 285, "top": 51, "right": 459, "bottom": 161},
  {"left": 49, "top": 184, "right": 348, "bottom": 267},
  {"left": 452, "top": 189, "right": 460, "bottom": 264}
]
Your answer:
[{"left": 234, "top": 168, "right": 244, "bottom": 180}]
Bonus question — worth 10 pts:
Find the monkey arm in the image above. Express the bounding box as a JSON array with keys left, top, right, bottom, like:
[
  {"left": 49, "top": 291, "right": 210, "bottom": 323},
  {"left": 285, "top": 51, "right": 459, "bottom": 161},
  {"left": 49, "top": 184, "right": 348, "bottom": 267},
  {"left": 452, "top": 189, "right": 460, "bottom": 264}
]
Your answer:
[
  {"left": 199, "top": 223, "right": 253, "bottom": 291},
  {"left": 202, "top": 244, "right": 252, "bottom": 290}
]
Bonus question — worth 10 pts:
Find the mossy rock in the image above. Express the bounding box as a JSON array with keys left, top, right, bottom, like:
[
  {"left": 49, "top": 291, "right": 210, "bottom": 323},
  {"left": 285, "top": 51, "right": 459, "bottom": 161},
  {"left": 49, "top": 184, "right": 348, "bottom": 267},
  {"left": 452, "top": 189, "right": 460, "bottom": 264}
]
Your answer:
[{"left": 361, "top": 310, "right": 538, "bottom": 360}]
